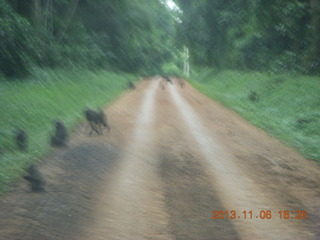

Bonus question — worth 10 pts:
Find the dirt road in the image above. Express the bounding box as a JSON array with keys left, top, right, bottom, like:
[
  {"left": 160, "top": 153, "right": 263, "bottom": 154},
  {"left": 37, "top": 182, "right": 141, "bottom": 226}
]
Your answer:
[{"left": 0, "top": 77, "right": 319, "bottom": 240}]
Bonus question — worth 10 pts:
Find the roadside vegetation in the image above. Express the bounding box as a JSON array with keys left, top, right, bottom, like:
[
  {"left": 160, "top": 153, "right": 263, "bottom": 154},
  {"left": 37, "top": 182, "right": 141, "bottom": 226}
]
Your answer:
[
  {"left": 0, "top": 0, "right": 180, "bottom": 192},
  {"left": 189, "top": 68, "right": 320, "bottom": 163},
  {"left": 0, "top": 68, "right": 136, "bottom": 192},
  {"left": 1, "top": 0, "right": 320, "bottom": 192},
  {"left": 175, "top": 0, "right": 320, "bottom": 163}
]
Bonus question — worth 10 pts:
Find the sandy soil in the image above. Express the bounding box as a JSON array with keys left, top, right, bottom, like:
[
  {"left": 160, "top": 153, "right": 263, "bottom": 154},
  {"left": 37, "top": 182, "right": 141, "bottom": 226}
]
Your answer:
[{"left": 0, "top": 77, "right": 319, "bottom": 240}]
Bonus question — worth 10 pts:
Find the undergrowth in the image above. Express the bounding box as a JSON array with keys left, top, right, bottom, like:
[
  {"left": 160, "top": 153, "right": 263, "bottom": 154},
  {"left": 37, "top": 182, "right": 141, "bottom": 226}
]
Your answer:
[
  {"left": 189, "top": 68, "right": 320, "bottom": 163},
  {"left": 0, "top": 68, "right": 137, "bottom": 192}
]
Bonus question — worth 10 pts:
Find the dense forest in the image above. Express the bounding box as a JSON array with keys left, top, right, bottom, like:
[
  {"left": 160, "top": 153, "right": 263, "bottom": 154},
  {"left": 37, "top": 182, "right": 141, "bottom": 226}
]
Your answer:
[
  {"left": 1, "top": 0, "right": 320, "bottom": 79},
  {"left": 0, "top": 0, "right": 178, "bottom": 78},
  {"left": 175, "top": 0, "right": 320, "bottom": 74}
]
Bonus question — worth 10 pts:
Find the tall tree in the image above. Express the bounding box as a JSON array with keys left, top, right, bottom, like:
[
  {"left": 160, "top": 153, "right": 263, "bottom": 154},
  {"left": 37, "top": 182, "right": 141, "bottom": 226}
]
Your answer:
[
  {"left": 175, "top": 0, "right": 318, "bottom": 73},
  {"left": 310, "top": 0, "right": 320, "bottom": 70},
  {"left": 1, "top": 0, "right": 179, "bottom": 77}
]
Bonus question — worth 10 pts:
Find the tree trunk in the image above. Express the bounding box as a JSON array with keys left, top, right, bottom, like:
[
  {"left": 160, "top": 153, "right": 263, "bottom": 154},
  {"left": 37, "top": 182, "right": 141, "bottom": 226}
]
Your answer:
[
  {"left": 33, "top": 0, "right": 42, "bottom": 26},
  {"left": 310, "top": 0, "right": 320, "bottom": 60},
  {"left": 57, "top": 0, "right": 79, "bottom": 42}
]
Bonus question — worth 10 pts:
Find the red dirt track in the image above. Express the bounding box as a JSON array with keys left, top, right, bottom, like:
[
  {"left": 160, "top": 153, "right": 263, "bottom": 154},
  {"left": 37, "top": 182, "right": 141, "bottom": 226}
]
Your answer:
[{"left": 0, "top": 77, "right": 319, "bottom": 240}]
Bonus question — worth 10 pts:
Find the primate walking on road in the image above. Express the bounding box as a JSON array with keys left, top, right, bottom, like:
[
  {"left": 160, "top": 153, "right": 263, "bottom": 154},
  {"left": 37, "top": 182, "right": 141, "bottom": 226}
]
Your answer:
[
  {"left": 179, "top": 78, "right": 185, "bottom": 88},
  {"left": 84, "top": 108, "right": 111, "bottom": 135},
  {"left": 51, "top": 120, "right": 68, "bottom": 147},
  {"left": 162, "top": 75, "right": 173, "bottom": 84},
  {"left": 159, "top": 79, "right": 166, "bottom": 90},
  {"left": 23, "top": 165, "right": 46, "bottom": 192},
  {"left": 128, "top": 81, "right": 136, "bottom": 90},
  {"left": 159, "top": 76, "right": 173, "bottom": 90}
]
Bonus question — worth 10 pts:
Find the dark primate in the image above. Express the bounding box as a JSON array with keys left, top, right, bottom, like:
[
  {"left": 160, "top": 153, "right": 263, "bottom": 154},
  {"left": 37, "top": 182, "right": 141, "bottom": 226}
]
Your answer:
[
  {"left": 128, "top": 81, "right": 136, "bottom": 90},
  {"left": 179, "top": 78, "right": 185, "bottom": 88},
  {"left": 23, "top": 165, "right": 45, "bottom": 192},
  {"left": 50, "top": 120, "right": 68, "bottom": 147},
  {"left": 16, "top": 130, "right": 27, "bottom": 151},
  {"left": 297, "top": 118, "right": 312, "bottom": 124},
  {"left": 159, "top": 77, "right": 166, "bottom": 90},
  {"left": 162, "top": 75, "right": 173, "bottom": 84},
  {"left": 84, "top": 108, "right": 111, "bottom": 135},
  {"left": 249, "top": 91, "right": 259, "bottom": 102},
  {"left": 160, "top": 81, "right": 165, "bottom": 90}
]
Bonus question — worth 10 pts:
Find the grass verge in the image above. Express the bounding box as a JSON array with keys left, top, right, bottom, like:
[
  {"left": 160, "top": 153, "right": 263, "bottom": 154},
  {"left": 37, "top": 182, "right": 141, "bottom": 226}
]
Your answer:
[
  {"left": 189, "top": 68, "right": 320, "bottom": 163},
  {"left": 0, "top": 68, "right": 137, "bottom": 192}
]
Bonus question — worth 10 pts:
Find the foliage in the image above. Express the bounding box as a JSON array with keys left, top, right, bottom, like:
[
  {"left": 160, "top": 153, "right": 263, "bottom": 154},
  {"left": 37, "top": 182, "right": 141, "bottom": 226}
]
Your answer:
[
  {"left": 0, "top": 0, "right": 180, "bottom": 78},
  {"left": 0, "top": 68, "right": 137, "bottom": 192},
  {"left": 0, "top": 2, "right": 34, "bottom": 77},
  {"left": 1, "top": 0, "right": 320, "bottom": 76},
  {"left": 189, "top": 68, "right": 320, "bottom": 162},
  {"left": 175, "top": 0, "right": 320, "bottom": 74}
]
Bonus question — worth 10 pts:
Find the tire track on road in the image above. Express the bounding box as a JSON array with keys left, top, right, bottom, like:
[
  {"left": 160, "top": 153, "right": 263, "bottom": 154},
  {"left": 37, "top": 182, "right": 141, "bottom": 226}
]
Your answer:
[
  {"left": 155, "top": 80, "right": 240, "bottom": 240},
  {"left": 168, "top": 83, "right": 310, "bottom": 240},
  {"left": 85, "top": 79, "right": 173, "bottom": 240}
]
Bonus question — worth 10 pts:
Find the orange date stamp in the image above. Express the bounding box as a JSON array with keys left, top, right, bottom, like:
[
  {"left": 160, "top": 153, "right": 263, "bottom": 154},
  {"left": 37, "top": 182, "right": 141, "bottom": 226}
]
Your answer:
[{"left": 211, "top": 210, "right": 308, "bottom": 220}]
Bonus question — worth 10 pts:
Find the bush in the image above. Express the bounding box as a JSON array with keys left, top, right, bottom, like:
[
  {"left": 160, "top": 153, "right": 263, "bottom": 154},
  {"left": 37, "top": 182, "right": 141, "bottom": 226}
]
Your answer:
[{"left": 0, "top": 2, "right": 35, "bottom": 78}]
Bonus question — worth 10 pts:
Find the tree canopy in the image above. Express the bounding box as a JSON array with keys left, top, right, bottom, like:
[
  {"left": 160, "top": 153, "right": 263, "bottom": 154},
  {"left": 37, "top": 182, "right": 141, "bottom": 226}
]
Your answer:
[
  {"left": 175, "top": 0, "right": 320, "bottom": 73},
  {"left": 1, "top": 0, "right": 179, "bottom": 78},
  {"left": 1, "top": 0, "right": 320, "bottom": 78}
]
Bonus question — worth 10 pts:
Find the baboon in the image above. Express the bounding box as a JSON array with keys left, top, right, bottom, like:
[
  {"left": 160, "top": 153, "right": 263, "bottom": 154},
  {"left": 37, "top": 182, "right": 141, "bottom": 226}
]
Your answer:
[
  {"left": 128, "top": 81, "right": 136, "bottom": 90},
  {"left": 84, "top": 108, "right": 111, "bottom": 135},
  {"left": 16, "top": 130, "right": 27, "bottom": 151},
  {"left": 178, "top": 78, "right": 185, "bottom": 88},
  {"left": 23, "top": 165, "right": 46, "bottom": 192},
  {"left": 297, "top": 118, "right": 312, "bottom": 124},
  {"left": 249, "top": 91, "right": 259, "bottom": 102},
  {"left": 159, "top": 79, "right": 166, "bottom": 90},
  {"left": 162, "top": 75, "right": 173, "bottom": 84},
  {"left": 50, "top": 120, "right": 68, "bottom": 147}
]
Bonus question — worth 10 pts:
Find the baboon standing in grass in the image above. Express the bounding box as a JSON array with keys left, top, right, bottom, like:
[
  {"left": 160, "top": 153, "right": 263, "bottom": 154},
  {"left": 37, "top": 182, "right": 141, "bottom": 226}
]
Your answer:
[
  {"left": 16, "top": 130, "right": 27, "bottom": 151},
  {"left": 84, "top": 108, "right": 111, "bottom": 135},
  {"left": 50, "top": 120, "right": 68, "bottom": 147},
  {"left": 23, "top": 164, "right": 46, "bottom": 192}
]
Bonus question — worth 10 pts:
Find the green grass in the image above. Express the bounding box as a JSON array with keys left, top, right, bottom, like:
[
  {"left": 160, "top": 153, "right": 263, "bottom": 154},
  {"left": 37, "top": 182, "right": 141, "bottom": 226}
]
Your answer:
[
  {"left": 0, "top": 68, "right": 137, "bottom": 192},
  {"left": 189, "top": 68, "right": 320, "bottom": 163}
]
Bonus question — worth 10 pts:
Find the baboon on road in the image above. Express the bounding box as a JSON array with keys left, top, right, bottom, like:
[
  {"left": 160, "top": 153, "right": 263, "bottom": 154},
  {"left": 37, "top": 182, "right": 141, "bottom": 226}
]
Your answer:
[
  {"left": 84, "top": 108, "right": 111, "bottom": 135},
  {"left": 128, "top": 81, "right": 136, "bottom": 90},
  {"left": 51, "top": 120, "right": 68, "bottom": 147},
  {"left": 16, "top": 130, "right": 27, "bottom": 151},
  {"left": 162, "top": 75, "right": 173, "bottom": 84},
  {"left": 159, "top": 79, "right": 166, "bottom": 90},
  {"left": 159, "top": 76, "right": 173, "bottom": 90},
  {"left": 178, "top": 78, "right": 185, "bottom": 88},
  {"left": 23, "top": 165, "right": 46, "bottom": 192}
]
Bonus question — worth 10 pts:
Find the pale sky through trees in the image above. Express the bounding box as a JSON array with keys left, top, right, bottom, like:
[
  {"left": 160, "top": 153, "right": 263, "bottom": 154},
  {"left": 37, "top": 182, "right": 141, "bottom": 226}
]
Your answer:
[{"left": 165, "top": 0, "right": 181, "bottom": 12}]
